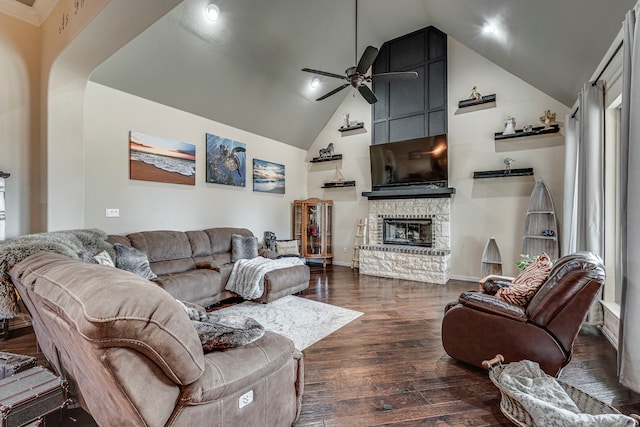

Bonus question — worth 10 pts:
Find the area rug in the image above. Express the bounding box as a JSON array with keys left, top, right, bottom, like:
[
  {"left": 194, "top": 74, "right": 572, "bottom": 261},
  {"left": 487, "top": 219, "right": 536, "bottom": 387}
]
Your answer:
[{"left": 216, "top": 295, "right": 363, "bottom": 350}]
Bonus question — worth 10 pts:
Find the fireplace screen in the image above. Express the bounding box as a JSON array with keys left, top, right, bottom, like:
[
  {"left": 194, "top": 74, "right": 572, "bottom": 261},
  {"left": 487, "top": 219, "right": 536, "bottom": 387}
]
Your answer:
[{"left": 383, "top": 218, "right": 432, "bottom": 247}]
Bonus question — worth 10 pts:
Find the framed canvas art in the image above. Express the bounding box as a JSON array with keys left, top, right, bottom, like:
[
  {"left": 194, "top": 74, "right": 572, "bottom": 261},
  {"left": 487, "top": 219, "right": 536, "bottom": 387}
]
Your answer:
[
  {"left": 253, "top": 159, "right": 285, "bottom": 194},
  {"left": 206, "top": 133, "right": 246, "bottom": 187},
  {"left": 129, "top": 131, "right": 195, "bottom": 185}
]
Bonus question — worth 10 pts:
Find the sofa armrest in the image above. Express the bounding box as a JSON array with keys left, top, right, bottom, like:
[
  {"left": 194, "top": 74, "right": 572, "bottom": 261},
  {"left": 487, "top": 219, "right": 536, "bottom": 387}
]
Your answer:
[
  {"left": 458, "top": 291, "right": 528, "bottom": 322},
  {"left": 479, "top": 274, "right": 514, "bottom": 295}
]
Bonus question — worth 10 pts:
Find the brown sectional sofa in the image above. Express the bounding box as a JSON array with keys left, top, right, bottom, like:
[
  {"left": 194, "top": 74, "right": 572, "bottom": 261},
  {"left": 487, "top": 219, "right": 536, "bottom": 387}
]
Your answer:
[
  {"left": 107, "top": 227, "right": 310, "bottom": 305},
  {"left": 10, "top": 252, "right": 304, "bottom": 426}
]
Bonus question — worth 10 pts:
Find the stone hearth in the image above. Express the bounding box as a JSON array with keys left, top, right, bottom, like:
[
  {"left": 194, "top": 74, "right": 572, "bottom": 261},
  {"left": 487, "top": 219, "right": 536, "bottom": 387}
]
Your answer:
[{"left": 359, "top": 198, "right": 451, "bottom": 284}]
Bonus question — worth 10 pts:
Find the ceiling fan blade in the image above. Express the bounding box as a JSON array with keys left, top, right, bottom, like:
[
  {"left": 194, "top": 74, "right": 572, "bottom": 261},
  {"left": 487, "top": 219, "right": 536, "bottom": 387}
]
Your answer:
[
  {"left": 371, "top": 71, "right": 419, "bottom": 82},
  {"left": 317, "top": 83, "right": 350, "bottom": 101},
  {"left": 355, "top": 46, "right": 379, "bottom": 75},
  {"left": 358, "top": 84, "right": 377, "bottom": 104},
  {"left": 301, "top": 68, "right": 346, "bottom": 80}
]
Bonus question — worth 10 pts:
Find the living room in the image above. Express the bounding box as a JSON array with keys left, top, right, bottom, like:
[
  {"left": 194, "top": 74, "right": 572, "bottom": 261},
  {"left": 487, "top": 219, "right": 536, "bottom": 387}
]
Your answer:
[{"left": 2, "top": 0, "right": 640, "bottom": 425}]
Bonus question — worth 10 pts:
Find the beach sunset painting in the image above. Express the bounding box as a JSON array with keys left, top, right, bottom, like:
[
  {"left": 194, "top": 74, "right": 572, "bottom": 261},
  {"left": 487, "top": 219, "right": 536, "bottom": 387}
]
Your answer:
[
  {"left": 253, "top": 159, "right": 285, "bottom": 194},
  {"left": 129, "top": 131, "right": 196, "bottom": 185}
]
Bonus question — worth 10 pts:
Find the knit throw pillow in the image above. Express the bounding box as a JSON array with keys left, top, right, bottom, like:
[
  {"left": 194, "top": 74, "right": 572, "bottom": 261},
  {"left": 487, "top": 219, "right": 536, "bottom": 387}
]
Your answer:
[
  {"left": 496, "top": 253, "right": 553, "bottom": 306},
  {"left": 113, "top": 243, "right": 157, "bottom": 280},
  {"left": 231, "top": 234, "right": 259, "bottom": 262}
]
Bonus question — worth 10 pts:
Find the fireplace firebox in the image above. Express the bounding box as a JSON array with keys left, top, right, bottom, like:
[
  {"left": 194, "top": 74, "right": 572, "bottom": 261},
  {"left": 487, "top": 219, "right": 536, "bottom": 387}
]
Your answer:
[{"left": 383, "top": 218, "right": 432, "bottom": 247}]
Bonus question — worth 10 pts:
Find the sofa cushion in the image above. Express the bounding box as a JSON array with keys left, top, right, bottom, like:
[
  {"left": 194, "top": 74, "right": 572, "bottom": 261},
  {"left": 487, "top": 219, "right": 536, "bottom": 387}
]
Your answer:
[
  {"left": 9, "top": 252, "right": 205, "bottom": 385},
  {"left": 204, "top": 228, "right": 252, "bottom": 254},
  {"left": 153, "top": 269, "right": 224, "bottom": 303},
  {"left": 231, "top": 234, "right": 259, "bottom": 262},
  {"left": 128, "top": 230, "right": 193, "bottom": 265},
  {"left": 114, "top": 243, "right": 157, "bottom": 279}
]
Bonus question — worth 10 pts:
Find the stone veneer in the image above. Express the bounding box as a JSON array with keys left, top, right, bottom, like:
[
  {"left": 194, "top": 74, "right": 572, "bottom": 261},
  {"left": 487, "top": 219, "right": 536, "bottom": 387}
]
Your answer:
[{"left": 359, "top": 198, "right": 451, "bottom": 284}]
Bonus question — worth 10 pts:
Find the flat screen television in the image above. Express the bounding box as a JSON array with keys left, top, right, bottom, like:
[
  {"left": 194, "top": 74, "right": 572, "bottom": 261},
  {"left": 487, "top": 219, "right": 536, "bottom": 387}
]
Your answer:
[{"left": 369, "top": 134, "right": 448, "bottom": 189}]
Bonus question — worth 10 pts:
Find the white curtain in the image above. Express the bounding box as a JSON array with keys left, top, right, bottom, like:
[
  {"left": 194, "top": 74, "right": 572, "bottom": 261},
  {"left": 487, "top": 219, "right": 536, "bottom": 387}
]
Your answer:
[
  {"left": 619, "top": 1, "right": 640, "bottom": 395},
  {"left": 562, "top": 115, "right": 579, "bottom": 255},
  {"left": 562, "top": 82, "right": 605, "bottom": 324}
]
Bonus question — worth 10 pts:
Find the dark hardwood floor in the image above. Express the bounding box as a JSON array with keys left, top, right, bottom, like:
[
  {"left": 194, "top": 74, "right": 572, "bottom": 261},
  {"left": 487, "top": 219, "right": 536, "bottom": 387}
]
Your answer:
[{"left": 2, "top": 264, "right": 639, "bottom": 426}]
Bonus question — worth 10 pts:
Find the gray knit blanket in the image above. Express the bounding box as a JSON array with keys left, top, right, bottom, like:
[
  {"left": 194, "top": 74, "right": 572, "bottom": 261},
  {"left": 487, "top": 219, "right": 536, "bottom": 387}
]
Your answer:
[
  {"left": 225, "top": 256, "right": 305, "bottom": 300},
  {"left": 498, "top": 360, "right": 637, "bottom": 426},
  {"left": 176, "top": 300, "right": 264, "bottom": 351},
  {"left": 0, "top": 229, "right": 114, "bottom": 318}
]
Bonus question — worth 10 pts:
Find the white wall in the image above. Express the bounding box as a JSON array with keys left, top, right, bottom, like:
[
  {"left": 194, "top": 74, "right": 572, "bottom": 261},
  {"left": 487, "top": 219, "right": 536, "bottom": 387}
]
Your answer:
[
  {"left": 83, "top": 82, "right": 307, "bottom": 240},
  {"left": 306, "top": 94, "right": 372, "bottom": 266},
  {"left": 308, "top": 36, "right": 570, "bottom": 277},
  {"left": 448, "top": 38, "right": 569, "bottom": 279},
  {"left": 0, "top": 13, "right": 41, "bottom": 237}
]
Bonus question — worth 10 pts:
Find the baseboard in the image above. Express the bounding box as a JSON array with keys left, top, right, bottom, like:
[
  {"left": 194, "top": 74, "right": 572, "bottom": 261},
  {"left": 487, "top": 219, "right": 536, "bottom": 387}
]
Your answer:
[{"left": 448, "top": 274, "right": 478, "bottom": 283}]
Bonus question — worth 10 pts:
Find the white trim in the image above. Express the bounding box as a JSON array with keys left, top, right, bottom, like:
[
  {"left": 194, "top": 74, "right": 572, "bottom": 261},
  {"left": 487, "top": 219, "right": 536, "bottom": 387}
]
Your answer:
[
  {"left": 0, "top": 0, "right": 39, "bottom": 25},
  {"left": 449, "top": 274, "right": 478, "bottom": 283},
  {"left": 32, "top": 0, "right": 57, "bottom": 24},
  {"left": 600, "top": 300, "right": 620, "bottom": 350},
  {"left": 0, "top": 0, "right": 58, "bottom": 26}
]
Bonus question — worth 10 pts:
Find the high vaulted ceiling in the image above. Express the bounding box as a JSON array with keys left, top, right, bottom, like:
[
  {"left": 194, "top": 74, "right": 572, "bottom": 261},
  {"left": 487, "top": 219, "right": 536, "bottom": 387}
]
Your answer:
[{"left": 2, "top": 0, "right": 635, "bottom": 149}]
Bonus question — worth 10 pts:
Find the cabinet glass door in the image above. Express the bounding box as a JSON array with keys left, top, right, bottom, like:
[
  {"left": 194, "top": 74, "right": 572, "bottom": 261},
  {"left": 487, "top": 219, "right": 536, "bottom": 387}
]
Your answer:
[{"left": 306, "top": 204, "right": 323, "bottom": 255}]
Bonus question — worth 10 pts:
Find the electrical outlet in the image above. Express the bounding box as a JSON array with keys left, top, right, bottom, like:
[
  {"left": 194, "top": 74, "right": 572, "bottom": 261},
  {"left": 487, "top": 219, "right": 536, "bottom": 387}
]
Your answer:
[
  {"left": 343, "top": 246, "right": 347, "bottom": 253},
  {"left": 105, "top": 209, "right": 120, "bottom": 218},
  {"left": 238, "top": 390, "right": 253, "bottom": 409}
]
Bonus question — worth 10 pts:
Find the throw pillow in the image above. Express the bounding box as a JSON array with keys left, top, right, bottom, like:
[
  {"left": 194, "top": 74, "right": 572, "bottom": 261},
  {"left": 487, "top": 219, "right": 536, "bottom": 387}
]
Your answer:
[
  {"left": 496, "top": 253, "right": 553, "bottom": 306},
  {"left": 113, "top": 243, "right": 157, "bottom": 280},
  {"left": 275, "top": 239, "right": 300, "bottom": 256},
  {"left": 231, "top": 234, "right": 259, "bottom": 262},
  {"left": 93, "top": 250, "right": 115, "bottom": 267}
]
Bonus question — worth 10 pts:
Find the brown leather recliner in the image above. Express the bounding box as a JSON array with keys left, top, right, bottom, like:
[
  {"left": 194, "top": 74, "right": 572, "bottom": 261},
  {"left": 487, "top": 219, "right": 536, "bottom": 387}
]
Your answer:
[{"left": 441, "top": 251, "right": 605, "bottom": 377}]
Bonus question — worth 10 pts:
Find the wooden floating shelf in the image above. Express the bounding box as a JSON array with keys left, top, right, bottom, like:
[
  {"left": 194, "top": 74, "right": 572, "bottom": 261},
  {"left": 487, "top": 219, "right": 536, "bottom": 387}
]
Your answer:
[
  {"left": 473, "top": 168, "right": 534, "bottom": 179},
  {"left": 310, "top": 154, "right": 342, "bottom": 163},
  {"left": 458, "top": 94, "right": 496, "bottom": 108},
  {"left": 338, "top": 122, "right": 364, "bottom": 132},
  {"left": 494, "top": 124, "right": 560, "bottom": 140},
  {"left": 322, "top": 181, "right": 356, "bottom": 188}
]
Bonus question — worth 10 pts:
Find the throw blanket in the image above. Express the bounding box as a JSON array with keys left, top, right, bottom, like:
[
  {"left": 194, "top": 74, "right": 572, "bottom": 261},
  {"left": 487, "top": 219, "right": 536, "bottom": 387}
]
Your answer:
[
  {"left": 0, "top": 229, "right": 113, "bottom": 318},
  {"left": 176, "top": 300, "right": 264, "bottom": 351},
  {"left": 498, "top": 360, "right": 637, "bottom": 426},
  {"left": 225, "top": 256, "right": 305, "bottom": 300}
]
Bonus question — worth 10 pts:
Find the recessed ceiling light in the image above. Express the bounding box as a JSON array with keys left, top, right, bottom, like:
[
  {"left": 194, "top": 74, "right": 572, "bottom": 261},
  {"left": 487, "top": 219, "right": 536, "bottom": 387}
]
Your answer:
[
  {"left": 310, "top": 77, "right": 320, "bottom": 89},
  {"left": 483, "top": 22, "right": 497, "bottom": 34},
  {"left": 205, "top": 3, "right": 220, "bottom": 21}
]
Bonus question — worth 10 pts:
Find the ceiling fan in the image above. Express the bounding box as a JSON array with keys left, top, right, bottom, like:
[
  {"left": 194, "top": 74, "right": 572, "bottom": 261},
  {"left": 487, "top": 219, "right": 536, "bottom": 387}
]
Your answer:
[{"left": 301, "top": 0, "right": 418, "bottom": 104}]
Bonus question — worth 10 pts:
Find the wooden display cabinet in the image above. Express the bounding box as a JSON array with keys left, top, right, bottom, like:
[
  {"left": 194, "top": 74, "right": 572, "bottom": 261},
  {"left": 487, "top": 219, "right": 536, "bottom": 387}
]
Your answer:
[{"left": 293, "top": 198, "right": 333, "bottom": 267}]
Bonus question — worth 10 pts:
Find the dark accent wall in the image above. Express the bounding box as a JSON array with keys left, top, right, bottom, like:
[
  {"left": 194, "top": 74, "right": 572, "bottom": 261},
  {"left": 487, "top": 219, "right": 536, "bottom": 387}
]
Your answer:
[{"left": 372, "top": 26, "right": 447, "bottom": 144}]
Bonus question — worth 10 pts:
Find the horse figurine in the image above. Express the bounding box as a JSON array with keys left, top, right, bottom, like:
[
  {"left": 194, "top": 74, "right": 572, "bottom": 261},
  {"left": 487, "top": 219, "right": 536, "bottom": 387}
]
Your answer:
[{"left": 319, "top": 143, "right": 334, "bottom": 158}]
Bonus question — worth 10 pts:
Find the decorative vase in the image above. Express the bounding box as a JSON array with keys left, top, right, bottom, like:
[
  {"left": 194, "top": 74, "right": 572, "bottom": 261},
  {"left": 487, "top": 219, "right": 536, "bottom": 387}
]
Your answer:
[{"left": 503, "top": 116, "right": 516, "bottom": 135}]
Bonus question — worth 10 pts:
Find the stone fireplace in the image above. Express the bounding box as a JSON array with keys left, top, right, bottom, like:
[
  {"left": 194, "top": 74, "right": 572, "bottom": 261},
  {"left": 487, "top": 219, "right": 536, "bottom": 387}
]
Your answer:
[{"left": 359, "top": 198, "right": 451, "bottom": 284}]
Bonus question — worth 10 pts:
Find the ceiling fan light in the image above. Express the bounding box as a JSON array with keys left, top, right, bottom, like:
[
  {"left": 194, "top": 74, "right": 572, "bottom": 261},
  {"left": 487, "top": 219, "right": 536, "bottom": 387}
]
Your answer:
[
  {"left": 310, "top": 77, "right": 320, "bottom": 89},
  {"left": 205, "top": 3, "right": 220, "bottom": 21}
]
